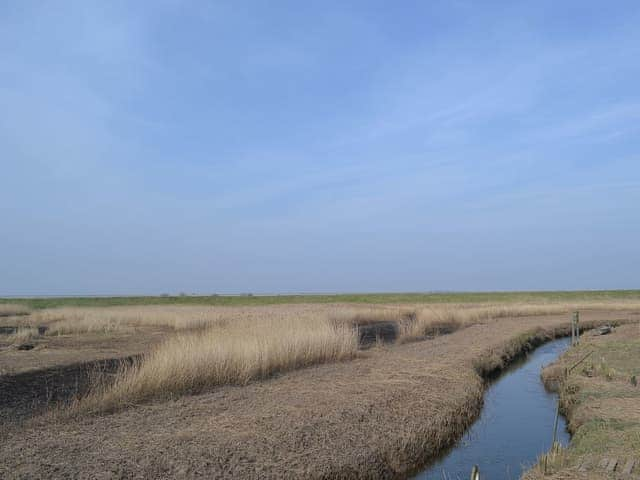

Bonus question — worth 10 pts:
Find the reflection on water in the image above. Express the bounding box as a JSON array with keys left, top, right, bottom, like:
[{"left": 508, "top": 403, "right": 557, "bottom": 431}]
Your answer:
[{"left": 413, "top": 338, "right": 571, "bottom": 480}]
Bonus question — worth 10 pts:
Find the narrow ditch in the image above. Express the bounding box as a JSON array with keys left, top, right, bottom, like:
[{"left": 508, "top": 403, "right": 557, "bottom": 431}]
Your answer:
[{"left": 412, "top": 337, "right": 571, "bottom": 479}]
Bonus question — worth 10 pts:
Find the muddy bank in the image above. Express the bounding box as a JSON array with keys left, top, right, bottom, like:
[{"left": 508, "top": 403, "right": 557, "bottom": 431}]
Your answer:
[{"left": 0, "top": 312, "right": 638, "bottom": 479}]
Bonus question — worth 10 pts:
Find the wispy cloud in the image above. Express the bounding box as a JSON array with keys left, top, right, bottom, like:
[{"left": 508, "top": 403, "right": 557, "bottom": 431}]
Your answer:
[{"left": 2, "top": 1, "right": 640, "bottom": 294}]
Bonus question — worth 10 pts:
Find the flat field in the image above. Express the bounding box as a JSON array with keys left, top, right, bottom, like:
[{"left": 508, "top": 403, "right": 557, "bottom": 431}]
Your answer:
[
  {"left": 1, "top": 293, "right": 639, "bottom": 479},
  {"left": 3, "top": 289, "right": 640, "bottom": 309}
]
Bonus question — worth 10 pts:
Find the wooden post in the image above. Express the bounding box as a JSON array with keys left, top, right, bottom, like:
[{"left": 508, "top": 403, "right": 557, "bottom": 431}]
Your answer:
[
  {"left": 571, "top": 314, "right": 575, "bottom": 346},
  {"left": 551, "top": 401, "right": 560, "bottom": 447},
  {"left": 470, "top": 465, "right": 479, "bottom": 480},
  {"left": 571, "top": 311, "right": 580, "bottom": 346}
]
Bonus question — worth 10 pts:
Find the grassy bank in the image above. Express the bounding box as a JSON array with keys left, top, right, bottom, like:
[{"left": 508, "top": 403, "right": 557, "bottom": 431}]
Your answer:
[
  {"left": 2, "top": 289, "right": 640, "bottom": 309},
  {"left": 524, "top": 323, "right": 640, "bottom": 479}
]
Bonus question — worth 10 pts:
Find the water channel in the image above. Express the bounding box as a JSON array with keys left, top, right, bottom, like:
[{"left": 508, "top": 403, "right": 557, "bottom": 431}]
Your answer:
[{"left": 413, "top": 337, "right": 571, "bottom": 480}]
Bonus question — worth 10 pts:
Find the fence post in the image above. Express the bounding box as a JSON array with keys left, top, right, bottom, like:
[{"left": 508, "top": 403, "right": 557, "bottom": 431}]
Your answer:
[
  {"left": 551, "top": 401, "right": 560, "bottom": 447},
  {"left": 571, "top": 314, "right": 575, "bottom": 346},
  {"left": 470, "top": 465, "right": 479, "bottom": 480}
]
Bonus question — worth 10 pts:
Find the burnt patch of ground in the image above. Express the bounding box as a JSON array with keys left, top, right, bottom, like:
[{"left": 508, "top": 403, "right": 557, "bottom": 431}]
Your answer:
[
  {"left": 0, "top": 327, "right": 169, "bottom": 425},
  {"left": 357, "top": 321, "right": 399, "bottom": 346},
  {"left": 0, "top": 356, "right": 140, "bottom": 425},
  {"left": 0, "top": 327, "right": 169, "bottom": 377}
]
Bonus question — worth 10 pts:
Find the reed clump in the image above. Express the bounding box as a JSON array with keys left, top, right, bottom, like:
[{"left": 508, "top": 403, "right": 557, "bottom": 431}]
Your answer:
[
  {"left": 397, "top": 304, "right": 572, "bottom": 343},
  {"left": 524, "top": 442, "right": 568, "bottom": 478},
  {"left": 6, "top": 327, "right": 40, "bottom": 344},
  {"left": 74, "top": 315, "right": 358, "bottom": 413},
  {"left": 0, "top": 304, "right": 31, "bottom": 317}
]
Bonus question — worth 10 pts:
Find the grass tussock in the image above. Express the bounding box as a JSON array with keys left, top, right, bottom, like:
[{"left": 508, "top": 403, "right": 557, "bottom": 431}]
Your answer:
[
  {"left": 74, "top": 315, "right": 358, "bottom": 413},
  {"left": 6, "top": 327, "right": 40, "bottom": 344},
  {"left": 0, "top": 303, "right": 31, "bottom": 317},
  {"left": 523, "top": 442, "right": 569, "bottom": 478}
]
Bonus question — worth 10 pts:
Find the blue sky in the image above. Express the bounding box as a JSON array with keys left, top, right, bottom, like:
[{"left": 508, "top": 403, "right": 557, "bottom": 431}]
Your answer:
[{"left": 2, "top": 1, "right": 640, "bottom": 295}]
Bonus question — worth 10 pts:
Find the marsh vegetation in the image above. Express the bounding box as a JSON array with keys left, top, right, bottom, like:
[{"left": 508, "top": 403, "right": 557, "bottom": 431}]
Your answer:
[
  {"left": 2, "top": 299, "right": 633, "bottom": 412},
  {"left": 1, "top": 295, "right": 639, "bottom": 479}
]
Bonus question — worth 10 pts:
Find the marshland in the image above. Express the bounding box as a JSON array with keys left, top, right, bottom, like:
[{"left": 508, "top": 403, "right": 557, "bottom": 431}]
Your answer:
[
  {"left": 1, "top": 293, "right": 639, "bottom": 478},
  {"left": 4, "top": 2, "right": 640, "bottom": 478}
]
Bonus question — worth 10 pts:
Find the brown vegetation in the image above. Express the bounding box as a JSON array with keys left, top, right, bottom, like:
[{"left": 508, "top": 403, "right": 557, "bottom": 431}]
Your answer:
[
  {"left": 2, "top": 302, "right": 639, "bottom": 479},
  {"left": 69, "top": 303, "right": 629, "bottom": 412},
  {"left": 0, "top": 304, "right": 30, "bottom": 317},
  {"left": 18, "top": 300, "right": 640, "bottom": 336},
  {"left": 5, "top": 327, "right": 39, "bottom": 345},
  {"left": 4, "top": 301, "right": 639, "bottom": 414},
  {"left": 75, "top": 316, "right": 358, "bottom": 413}
]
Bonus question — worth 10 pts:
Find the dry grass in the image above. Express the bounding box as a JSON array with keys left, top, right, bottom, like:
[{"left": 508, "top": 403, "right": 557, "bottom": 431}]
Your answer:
[
  {"left": 0, "top": 304, "right": 31, "bottom": 317},
  {"left": 32, "top": 304, "right": 345, "bottom": 333},
  {"left": 396, "top": 304, "right": 568, "bottom": 342},
  {"left": 33, "top": 301, "right": 639, "bottom": 414},
  {"left": 524, "top": 442, "right": 570, "bottom": 478},
  {"left": 524, "top": 323, "right": 640, "bottom": 479},
  {"left": 74, "top": 315, "right": 358, "bottom": 413},
  {"left": 41, "top": 313, "right": 132, "bottom": 335},
  {"left": 3, "top": 309, "right": 638, "bottom": 479},
  {"left": 400, "top": 302, "right": 640, "bottom": 342},
  {"left": 25, "top": 300, "right": 640, "bottom": 336},
  {"left": 6, "top": 327, "right": 39, "bottom": 344}
]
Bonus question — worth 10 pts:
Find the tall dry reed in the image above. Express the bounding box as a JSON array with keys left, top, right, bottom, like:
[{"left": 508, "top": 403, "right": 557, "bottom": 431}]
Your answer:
[
  {"left": 64, "top": 301, "right": 640, "bottom": 412},
  {"left": 29, "top": 300, "right": 640, "bottom": 336},
  {"left": 33, "top": 305, "right": 339, "bottom": 333},
  {"left": 6, "top": 327, "right": 39, "bottom": 344},
  {"left": 395, "top": 302, "right": 637, "bottom": 342},
  {"left": 0, "top": 304, "right": 31, "bottom": 317},
  {"left": 75, "top": 315, "right": 358, "bottom": 412}
]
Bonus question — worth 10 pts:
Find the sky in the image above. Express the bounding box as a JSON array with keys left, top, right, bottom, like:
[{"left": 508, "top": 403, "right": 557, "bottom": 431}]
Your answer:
[{"left": 2, "top": 1, "right": 640, "bottom": 296}]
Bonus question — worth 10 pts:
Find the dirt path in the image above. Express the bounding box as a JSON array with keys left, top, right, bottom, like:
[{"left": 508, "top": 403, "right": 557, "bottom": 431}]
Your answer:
[{"left": 1, "top": 311, "right": 637, "bottom": 479}]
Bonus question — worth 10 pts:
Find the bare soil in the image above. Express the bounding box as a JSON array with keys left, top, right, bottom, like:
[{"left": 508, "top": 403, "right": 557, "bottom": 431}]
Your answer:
[{"left": 1, "top": 311, "right": 638, "bottom": 479}]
